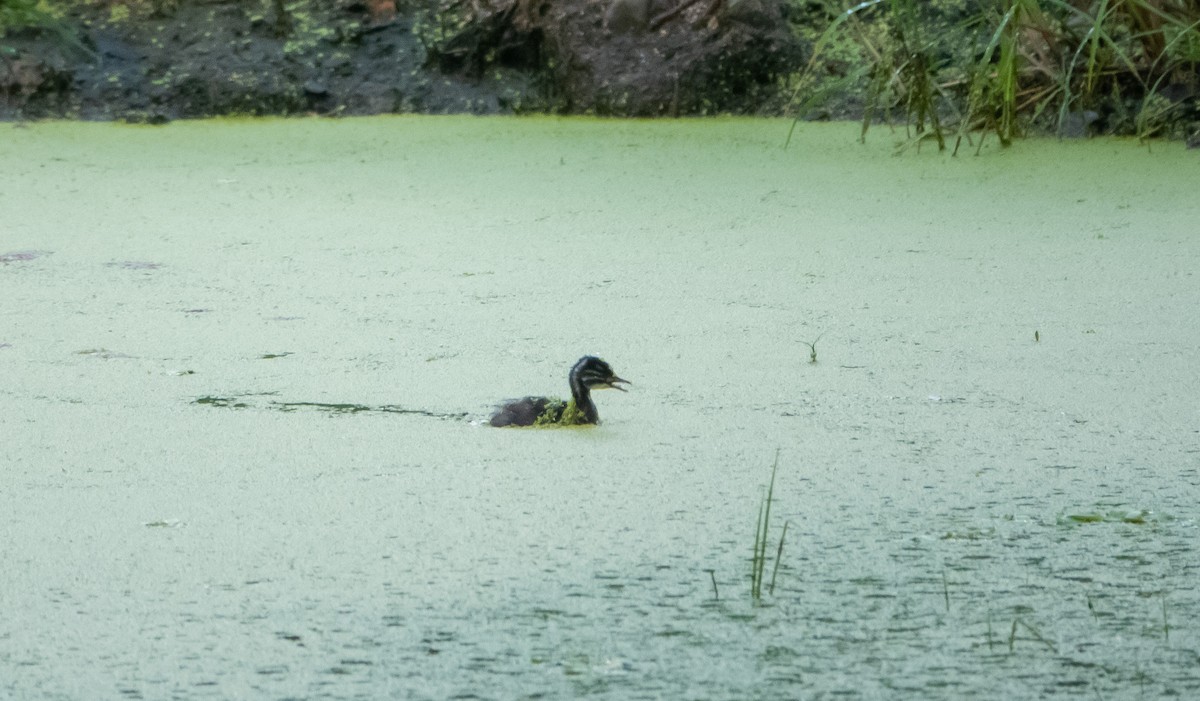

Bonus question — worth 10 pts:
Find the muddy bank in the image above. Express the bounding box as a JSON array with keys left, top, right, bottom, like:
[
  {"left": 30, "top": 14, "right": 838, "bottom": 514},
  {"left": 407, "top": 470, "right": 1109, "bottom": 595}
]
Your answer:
[
  {"left": 5, "top": 2, "right": 1196, "bottom": 139},
  {"left": 0, "top": 0, "right": 803, "bottom": 121}
]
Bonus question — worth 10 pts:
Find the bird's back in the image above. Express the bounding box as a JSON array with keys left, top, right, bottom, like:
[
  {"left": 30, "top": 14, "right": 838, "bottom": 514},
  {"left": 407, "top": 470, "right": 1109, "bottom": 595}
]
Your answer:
[{"left": 489, "top": 396, "right": 560, "bottom": 427}]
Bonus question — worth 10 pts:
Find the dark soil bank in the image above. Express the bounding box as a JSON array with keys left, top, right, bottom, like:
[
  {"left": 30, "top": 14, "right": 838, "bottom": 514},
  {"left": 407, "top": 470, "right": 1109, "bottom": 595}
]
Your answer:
[{"left": 1, "top": 0, "right": 805, "bottom": 121}]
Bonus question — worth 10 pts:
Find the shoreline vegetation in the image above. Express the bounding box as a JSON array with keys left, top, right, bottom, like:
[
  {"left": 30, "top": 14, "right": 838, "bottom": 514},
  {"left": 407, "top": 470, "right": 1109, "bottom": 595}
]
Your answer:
[{"left": 2, "top": 0, "right": 1197, "bottom": 144}]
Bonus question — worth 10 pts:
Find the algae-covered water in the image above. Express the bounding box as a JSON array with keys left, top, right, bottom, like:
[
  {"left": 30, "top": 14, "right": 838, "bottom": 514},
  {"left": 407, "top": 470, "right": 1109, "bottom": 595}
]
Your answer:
[{"left": 2, "top": 118, "right": 1199, "bottom": 699}]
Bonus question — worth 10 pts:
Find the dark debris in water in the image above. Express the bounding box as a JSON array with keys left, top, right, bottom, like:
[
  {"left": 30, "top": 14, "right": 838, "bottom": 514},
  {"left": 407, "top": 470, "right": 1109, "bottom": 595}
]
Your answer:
[
  {"left": 75, "top": 348, "right": 134, "bottom": 359},
  {"left": 196, "top": 396, "right": 252, "bottom": 409},
  {"left": 0, "top": 250, "right": 52, "bottom": 263},
  {"left": 276, "top": 401, "right": 373, "bottom": 414},
  {"left": 106, "top": 260, "right": 163, "bottom": 270},
  {"left": 941, "top": 527, "right": 996, "bottom": 540},
  {"left": 193, "top": 395, "right": 467, "bottom": 419}
]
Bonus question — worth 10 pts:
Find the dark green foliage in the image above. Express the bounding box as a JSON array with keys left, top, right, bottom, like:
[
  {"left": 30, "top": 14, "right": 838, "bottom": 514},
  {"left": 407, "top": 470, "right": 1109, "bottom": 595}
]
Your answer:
[
  {"left": 789, "top": 0, "right": 1200, "bottom": 146},
  {"left": 0, "top": 0, "right": 91, "bottom": 59},
  {"left": 1, "top": 0, "right": 55, "bottom": 35}
]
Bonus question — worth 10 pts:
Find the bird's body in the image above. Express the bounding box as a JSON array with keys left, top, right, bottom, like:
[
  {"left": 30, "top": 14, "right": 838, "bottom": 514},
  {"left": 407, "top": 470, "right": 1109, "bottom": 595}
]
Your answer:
[{"left": 489, "top": 356, "right": 629, "bottom": 427}]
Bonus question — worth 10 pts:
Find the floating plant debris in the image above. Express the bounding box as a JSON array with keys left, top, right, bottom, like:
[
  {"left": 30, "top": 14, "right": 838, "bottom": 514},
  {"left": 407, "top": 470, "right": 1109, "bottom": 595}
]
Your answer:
[
  {"left": 106, "top": 260, "right": 163, "bottom": 270},
  {"left": 75, "top": 348, "right": 134, "bottom": 359},
  {"left": 260, "top": 352, "right": 293, "bottom": 359},
  {"left": 1060, "top": 509, "right": 1156, "bottom": 525},
  {"left": 281, "top": 402, "right": 467, "bottom": 419},
  {"left": 193, "top": 394, "right": 466, "bottom": 419},
  {"left": 0, "top": 250, "right": 51, "bottom": 263},
  {"left": 276, "top": 401, "right": 373, "bottom": 414},
  {"left": 195, "top": 395, "right": 253, "bottom": 409}
]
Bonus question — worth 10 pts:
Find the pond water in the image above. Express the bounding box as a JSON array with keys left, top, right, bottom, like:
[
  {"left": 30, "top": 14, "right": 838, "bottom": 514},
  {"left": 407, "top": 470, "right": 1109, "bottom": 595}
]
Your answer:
[{"left": 2, "top": 118, "right": 1198, "bottom": 699}]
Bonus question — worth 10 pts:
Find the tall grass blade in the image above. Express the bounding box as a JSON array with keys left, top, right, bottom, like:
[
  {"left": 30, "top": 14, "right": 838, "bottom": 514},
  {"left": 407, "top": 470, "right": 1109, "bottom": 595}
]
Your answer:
[
  {"left": 768, "top": 520, "right": 789, "bottom": 596},
  {"left": 786, "top": 0, "right": 885, "bottom": 148},
  {"left": 1161, "top": 593, "right": 1170, "bottom": 641},
  {"left": 955, "top": 4, "right": 1019, "bottom": 154},
  {"left": 750, "top": 449, "right": 782, "bottom": 601},
  {"left": 751, "top": 499, "right": 765, "bottom": 600},
  {"left": 1009, "top": 617, "right": 1058, "bottom": 653}
]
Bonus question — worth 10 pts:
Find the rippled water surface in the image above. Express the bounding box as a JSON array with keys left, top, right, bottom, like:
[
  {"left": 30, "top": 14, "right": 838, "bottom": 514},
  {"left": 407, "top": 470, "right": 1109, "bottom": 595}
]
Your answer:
[{"left": 2, "top": 118, "right": 1198, "bottom": 699}]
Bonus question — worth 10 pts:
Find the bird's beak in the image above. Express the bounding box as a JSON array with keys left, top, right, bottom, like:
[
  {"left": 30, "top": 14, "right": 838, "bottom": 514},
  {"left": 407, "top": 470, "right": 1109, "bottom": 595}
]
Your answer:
[{"left": 607, "top": 375, "right": 630, "bottom": 392}]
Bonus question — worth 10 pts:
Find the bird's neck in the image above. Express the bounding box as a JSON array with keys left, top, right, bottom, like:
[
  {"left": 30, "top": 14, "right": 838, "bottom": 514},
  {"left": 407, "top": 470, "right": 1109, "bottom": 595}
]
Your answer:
[{"left": 569, "top": 375, "right": 599, "bottom": 424}]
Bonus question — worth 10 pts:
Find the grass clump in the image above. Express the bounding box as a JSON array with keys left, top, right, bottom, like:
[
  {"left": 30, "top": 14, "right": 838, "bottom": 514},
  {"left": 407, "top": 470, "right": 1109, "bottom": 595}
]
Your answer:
[
  {"left": 1, "top": 0, "right": 91, "bottom": 58},
  {"left": 751, "top": 449, "right": 790, "bottom": 602},
  {"left": 788, "top": 0, "right": 1200, "bottom": 146}
]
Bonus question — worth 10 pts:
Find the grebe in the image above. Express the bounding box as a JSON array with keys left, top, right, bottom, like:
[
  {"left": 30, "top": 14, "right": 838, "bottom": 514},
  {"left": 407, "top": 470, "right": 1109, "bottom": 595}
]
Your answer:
[{"left": 489, "top": 356, "right": 629, "bottom": 427}]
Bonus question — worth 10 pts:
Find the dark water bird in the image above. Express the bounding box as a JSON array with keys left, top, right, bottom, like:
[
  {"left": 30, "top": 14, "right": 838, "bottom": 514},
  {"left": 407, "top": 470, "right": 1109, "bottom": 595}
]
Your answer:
[{"left": 489, "top": 356, "right": 630, "bottom": 427}]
